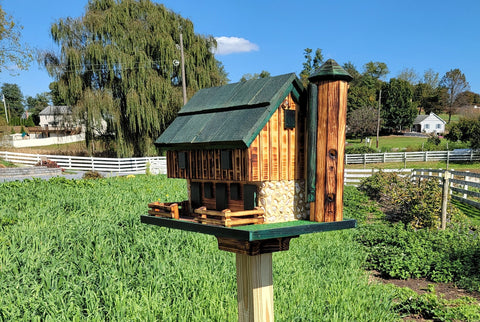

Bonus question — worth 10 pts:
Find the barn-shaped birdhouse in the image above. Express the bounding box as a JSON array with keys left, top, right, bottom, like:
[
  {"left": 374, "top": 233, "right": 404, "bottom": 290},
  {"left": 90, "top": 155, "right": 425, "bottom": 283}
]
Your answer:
[{"left": 153, "top": 59, "right": 352, "bottom": 227}]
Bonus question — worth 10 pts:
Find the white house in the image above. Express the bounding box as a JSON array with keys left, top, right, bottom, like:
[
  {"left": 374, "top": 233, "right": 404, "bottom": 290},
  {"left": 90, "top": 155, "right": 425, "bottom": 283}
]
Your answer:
[
  {"left": 412, "top": 113, "right": 446, "bottom": 134},
  {"left": 39, "top": 105, "right": 74, "bottom": 129}
]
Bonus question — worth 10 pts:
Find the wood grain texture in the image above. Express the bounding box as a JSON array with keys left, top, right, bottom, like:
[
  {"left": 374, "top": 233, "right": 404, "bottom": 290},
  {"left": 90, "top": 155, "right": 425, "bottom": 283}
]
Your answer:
[{"left": 236, "top": 253, "right": 274, "bottom": 322}]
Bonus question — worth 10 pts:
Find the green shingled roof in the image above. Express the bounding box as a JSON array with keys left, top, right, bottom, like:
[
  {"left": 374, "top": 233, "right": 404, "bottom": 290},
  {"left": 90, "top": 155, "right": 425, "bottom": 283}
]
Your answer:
[
  {"left": 309, "top": 59, "right": 353, "bottom": 83},
  {"left": 156, "top": 73, "right": 305, "bottom": 149}
]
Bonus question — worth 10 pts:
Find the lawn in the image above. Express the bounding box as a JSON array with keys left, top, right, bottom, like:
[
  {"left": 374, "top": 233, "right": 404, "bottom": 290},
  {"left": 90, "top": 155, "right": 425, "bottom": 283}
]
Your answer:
[
  {"left": 347, "top": 135, "right": 428, "bottom": 152},
  {"left": 0, "top": 175, "right": 398, "bottom": 321}
]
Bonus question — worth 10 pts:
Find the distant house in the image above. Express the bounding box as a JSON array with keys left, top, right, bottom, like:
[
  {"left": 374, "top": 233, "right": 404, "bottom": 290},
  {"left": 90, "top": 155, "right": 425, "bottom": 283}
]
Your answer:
[
  {"left": 39, "top": 106, "right": 73, "bottom": 129},
  {"left": 412, "top": 113, "right": 446, "bottom": 134}
]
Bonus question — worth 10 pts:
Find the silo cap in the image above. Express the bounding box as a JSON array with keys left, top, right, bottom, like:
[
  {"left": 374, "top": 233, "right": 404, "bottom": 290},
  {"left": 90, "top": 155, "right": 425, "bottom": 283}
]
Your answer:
[{"left": 308, "top": 59, "right": 353, "bottom": 82}]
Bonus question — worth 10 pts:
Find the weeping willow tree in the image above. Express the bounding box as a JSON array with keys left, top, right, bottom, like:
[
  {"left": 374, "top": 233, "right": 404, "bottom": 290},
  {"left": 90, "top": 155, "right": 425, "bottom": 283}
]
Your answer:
[{"left": 43, "top": 0, "right": 228, "bottom": 157}]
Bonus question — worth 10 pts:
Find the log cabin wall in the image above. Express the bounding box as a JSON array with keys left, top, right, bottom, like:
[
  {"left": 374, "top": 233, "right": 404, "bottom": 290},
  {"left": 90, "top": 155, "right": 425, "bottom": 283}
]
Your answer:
[
  {"left": 248, "top": 93, "right": 305, "bottom": 182},
  {"left": 167, "top": 93, "right": 305, "bottom": 183},
  {"left": 166, "top": 149, "right": 249, "bottom": 181}
]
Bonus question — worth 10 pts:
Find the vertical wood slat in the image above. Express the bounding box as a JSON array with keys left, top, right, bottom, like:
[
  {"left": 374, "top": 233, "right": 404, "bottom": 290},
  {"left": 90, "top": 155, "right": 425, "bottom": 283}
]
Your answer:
[
  {"left": 335, "top": 81, "right": 348, "bottom": 220},
  {"left": 261, "top": 123, "right": 270, "bottom": 181},
  {"left": 288, "top": 95, "right": 296, "bottom": 181},
  {"left": 325, "top": 82, "right": 339, "bottom": 222},
  {"left": 270, "top": 106, "right": 279, "bottom": 181},
  {"left": 279, "top": 102, "right": 289, "bottom": 180},
  {"left": 313, "top": 81, "right": 328, "bottom": 222},
  {"left": 250, "top": 137, "right": 259, "bottom": 181}
]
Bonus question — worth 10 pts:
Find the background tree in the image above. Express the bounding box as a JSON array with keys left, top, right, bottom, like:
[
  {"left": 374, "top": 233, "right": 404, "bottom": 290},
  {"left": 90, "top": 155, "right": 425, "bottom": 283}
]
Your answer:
[
  {"left": 363, "top": 61, "right": 389, "bottom": 80},
  {"left": 347, "top": 106, "right": 378, "bottom": 141},
  {"left": 1, "top": 83, "right": 24, "bottom": 120},
  {"left": 299, "top": 48, "right": 323, "bottom": 86},
  {"left": 43, "top": 0, "right": 228, "bottom": 157},
  {"left": 48, "top": 82, "right": 67, "bottom": 106},
  {"left": 25, "top": 92, "right": 51, "bottom": 125},
  {"left": 446, "top": 115, "right": 480, "bottom": 149},
  {"left": 440, "top": 68, "right": 470, "bottom": 123},
  {"left": 397, "top": 67, "right": 419, "bottom": 85},
  {"left": 454, "top": 90, "right": 480, "bottom": 107},
  {"left": 240, "top": 70, "right": 270, "bottom": 82},
  {"left": 0, "top": 5, "right": 33, "bottom": 74},
  {"left": 381, "top": 78, "right": 417, "bottom": 131}
]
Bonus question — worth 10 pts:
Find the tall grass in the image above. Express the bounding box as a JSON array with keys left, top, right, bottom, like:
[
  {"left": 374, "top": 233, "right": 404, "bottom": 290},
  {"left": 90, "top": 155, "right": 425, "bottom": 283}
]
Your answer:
[{"left": 0, "top": 176, "right": 397, "bottom": 321}]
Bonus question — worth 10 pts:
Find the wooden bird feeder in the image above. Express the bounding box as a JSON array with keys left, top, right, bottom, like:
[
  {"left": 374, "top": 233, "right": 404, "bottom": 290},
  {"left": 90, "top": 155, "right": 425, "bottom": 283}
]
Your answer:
[{"left": 141, "top": 59, "right": 355, "bottom": 321}]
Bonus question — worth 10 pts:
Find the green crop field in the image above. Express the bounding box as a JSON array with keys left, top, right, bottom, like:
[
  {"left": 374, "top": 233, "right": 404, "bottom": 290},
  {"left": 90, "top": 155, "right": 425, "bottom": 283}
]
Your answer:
[{"left": 0, "top": 175, "right": 398, "bottom": 321}]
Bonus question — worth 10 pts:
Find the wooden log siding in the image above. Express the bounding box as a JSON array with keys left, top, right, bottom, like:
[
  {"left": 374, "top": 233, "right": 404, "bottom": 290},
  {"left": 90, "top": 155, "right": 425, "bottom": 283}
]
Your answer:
[
  {"left": 167, "top": 94, "right": 305, "bottom": 182},
  {"left": 167, "top": 149, "right": 249, "bottom": 181},
  {"left": 248, "top": 94, "right": 305, "bottom": 182}
]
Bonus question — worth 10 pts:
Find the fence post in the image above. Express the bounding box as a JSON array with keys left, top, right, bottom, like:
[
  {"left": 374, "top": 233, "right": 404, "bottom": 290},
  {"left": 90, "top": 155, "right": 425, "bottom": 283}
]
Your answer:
[
  {"left": 425, "top": 151, "right": 428, "bottom": 162},
  {"left": 91, "top": 156, "right": 95, "bottom": 171},
  {"left": 441, "top": 170, "right": 450, "bottom": 230},
  {"left": 403, "top": 152, "right": 407, "bottom": 169},
  {"left": 363, "top": 154, "right": 366, "bottom": 169},
  {"left": 464, "top": 172, "right": 470, "bottom": 199}
]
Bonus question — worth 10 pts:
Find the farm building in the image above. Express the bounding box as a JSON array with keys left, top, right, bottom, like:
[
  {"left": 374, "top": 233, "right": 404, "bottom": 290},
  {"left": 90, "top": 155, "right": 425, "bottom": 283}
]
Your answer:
[
  {"left": 39, "top": 105, "right": 74, "bottom": 130},
  {"left": 412, "top": 112, "right": 446, "bottom": 134},
  {"left": 154, "top": 59, "right": 352, "bottom": 226}
]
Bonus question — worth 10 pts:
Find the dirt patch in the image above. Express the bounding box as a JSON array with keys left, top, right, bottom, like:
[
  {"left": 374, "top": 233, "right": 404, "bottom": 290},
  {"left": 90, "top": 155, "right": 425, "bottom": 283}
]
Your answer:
[{"left": 370, "top": 270, "right": 480, "bottom": 301}]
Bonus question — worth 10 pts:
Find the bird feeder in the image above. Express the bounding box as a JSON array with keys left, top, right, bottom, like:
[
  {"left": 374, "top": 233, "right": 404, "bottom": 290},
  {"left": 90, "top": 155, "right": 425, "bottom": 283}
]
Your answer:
[{"left": 141, "top": 59, "right": 355, "bottom": 321}]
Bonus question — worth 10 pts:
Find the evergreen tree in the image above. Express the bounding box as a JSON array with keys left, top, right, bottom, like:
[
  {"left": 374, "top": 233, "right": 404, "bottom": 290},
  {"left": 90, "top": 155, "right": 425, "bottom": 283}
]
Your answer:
[{"left": 42, "top": 0, "right": 228, "bottom": 157}]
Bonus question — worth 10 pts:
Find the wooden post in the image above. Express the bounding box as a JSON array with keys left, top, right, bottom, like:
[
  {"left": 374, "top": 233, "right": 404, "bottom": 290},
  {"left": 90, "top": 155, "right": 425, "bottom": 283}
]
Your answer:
[
  {"left": 441, "top": 170, "right": 450, "bottom": 230},
  {"left": 236, "top": 253, "right": 274, "bottom": 322},
  {"left": 308, "top": 59, "right": 352, "bottom": 222},
  {"left": 216, "top": 236, "right": 295, "bottom": 322}
]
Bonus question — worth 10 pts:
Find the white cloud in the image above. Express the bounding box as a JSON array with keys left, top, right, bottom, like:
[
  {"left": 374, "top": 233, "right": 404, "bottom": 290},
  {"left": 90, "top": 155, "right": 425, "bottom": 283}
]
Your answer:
[{"left": 213, "top": 36, "right": 259, "bottom": 55}]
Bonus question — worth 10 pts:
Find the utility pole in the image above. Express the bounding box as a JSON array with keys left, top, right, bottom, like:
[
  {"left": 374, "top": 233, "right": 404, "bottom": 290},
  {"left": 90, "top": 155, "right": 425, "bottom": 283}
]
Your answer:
[
  {"left": 2, "top": 94, "right": 8, "bottom": 124},
  {"left": 179, "top": 31, "right": 187, "bottom": 105},
  {"left": 375, "top": 89, "right": 382, "bottom": 149}
]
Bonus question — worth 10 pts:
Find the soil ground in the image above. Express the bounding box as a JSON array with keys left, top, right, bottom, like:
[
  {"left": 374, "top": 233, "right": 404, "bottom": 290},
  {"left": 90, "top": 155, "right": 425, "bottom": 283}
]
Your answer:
[{"left": 370, "top": 271, "right": 480, "bottom": 321}]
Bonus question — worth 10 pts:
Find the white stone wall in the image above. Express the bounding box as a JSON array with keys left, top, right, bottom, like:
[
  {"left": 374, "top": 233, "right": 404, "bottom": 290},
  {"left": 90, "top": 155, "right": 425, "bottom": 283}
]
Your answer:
[{"left": 257, "top": 180, "right": 308, "bottom": 223}]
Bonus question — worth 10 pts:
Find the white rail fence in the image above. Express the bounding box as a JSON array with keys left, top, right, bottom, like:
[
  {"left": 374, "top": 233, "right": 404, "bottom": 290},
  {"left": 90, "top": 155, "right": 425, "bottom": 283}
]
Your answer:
[
  {"left": 0, "top": 151, "right": 167, "bottom": 175},
  {"left": 344, "top": 168, "right": 413, "bottom": 186},
  {"left": 345, "top": 150, "right": 480, "bottom": 165}
]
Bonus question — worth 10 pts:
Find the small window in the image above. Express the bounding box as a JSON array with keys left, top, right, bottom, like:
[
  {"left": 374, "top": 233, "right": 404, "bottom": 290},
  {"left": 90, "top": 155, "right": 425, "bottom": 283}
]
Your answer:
[
  {"left": 204, "top": 182, "right": 214, "bottom": 199},
  {"left": 221, "top": 150, "right": 233, "bottom": 170},
  {"left": 436, "top": 123, "right": 441, "bottom": 129},
  {"left": 178, "top": 151, "right": 187, "bottom": 169},
  {"left": 230, "top": 183, "right": 241, "bottom": 200},
  {"left": 243, "top": 184, "right": 257, "bottom": 210},
  {"left": 191, "top": 182, "right": 202, "bottom": 209},
  {"left": 216, "top": 183, "right": 228, "bottom": 211},
  {"left": 284, "top": 109, "right": 296, "bottom": 129},
  {"left": 425, "top": 124, "right": 430, "bottom": 129}
]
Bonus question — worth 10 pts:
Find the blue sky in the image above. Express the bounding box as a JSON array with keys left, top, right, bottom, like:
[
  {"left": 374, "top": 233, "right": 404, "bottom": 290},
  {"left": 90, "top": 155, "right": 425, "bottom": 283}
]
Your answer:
[{"left": 2, "top": 0, "right": 480, "bottom": 99}]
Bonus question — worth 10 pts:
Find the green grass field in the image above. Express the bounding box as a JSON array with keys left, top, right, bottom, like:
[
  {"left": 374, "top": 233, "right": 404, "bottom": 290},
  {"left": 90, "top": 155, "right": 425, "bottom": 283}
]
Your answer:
[
  {"left": 347, "top": 135, "right": 428, "bottom": 152},
  {"left": 0, "top": 176, "right": 398, "bottom": 321}
]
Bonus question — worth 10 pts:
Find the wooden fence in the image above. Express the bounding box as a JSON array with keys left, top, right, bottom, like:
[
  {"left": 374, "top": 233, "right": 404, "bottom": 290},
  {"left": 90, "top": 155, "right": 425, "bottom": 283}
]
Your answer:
[
  {"left": 345, "top": 150, "right": 480, "bottom": 165},
  {"left": 344, "top": 167, "right": 480, "bottom": 211},
  {"left": 0, "top": 151, "right": 167, "bottom": 175},
  {"left": 412, "top": 169, "right": 480, "bottom": 211}
]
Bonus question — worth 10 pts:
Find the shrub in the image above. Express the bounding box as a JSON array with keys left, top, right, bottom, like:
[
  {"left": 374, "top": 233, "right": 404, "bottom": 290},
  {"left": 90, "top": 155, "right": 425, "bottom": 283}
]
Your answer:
[
  {"left": 345, "top": 145, "right": 377, "bottom": 154},
  {"left": 82, "top": 170, "right": 104, "bottom": 179},
  {"left": 359, "top": 171, "right": 451, "bottom": 229},
  {"left": 35, "top": 159, "right": 61, "bottom": 169}
]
